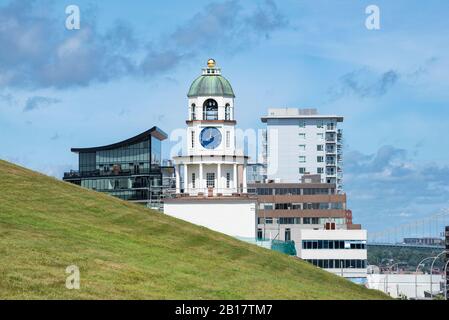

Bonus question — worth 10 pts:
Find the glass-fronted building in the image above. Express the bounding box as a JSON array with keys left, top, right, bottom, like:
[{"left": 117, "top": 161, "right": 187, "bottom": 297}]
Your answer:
[{"left": 63, "top": 127, "right": 168, "bottom": 210}]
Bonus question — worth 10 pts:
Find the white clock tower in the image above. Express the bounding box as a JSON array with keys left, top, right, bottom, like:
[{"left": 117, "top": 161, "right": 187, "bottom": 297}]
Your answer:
[
  {"left": 165, "top": 59, "right": 257, "bottom": 239},
  {"left": 173, "top": 59, "right": 248, "bottom": 196}
]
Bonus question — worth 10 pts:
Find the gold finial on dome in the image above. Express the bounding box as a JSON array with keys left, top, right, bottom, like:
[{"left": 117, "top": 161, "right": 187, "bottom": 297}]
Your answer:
[{"left": 207, "top": 59, "right": 216, "bottom": 68}]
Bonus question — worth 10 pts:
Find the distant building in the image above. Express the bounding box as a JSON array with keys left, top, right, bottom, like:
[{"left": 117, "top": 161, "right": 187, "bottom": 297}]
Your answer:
[
  {"left": 63, "top": 127, "right": 168, "bottom": 210},
  {"left": 246, "top": 162, "right": 266, "bottom": 184},
  {"left": 299, "top": 229, "right": 368, "bottom": 281},
  {"left": 248, "top": 175, "right": 367, "bottom": 281},
  {"left": 403, "top": 237, "right": 444, "bottom": 246},
  {"left": 261, "top": 108, "right": 343, "bottom": 192}
]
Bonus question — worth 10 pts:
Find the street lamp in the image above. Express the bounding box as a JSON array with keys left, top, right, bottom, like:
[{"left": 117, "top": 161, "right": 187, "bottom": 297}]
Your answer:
[
  {"left": 385, "top": 262, "right": 399, "bottom": 295},
  {"left": 340, "top": 259, "right": 344, "bottom": 277},
  {"left": 385, "top": 262, "right": 400, "bottom": 296},
  {"left": 415, "top": 256, "right": 436, "bottom": 299},
  {"left": 444, "top": 260, "right": 449, "bottom": 301},
  {"left": 430, "top": 250, "right": 449, "bottom": 299},
  {"left": 389, "top": 262, "right": 400, "bottom": 273}
]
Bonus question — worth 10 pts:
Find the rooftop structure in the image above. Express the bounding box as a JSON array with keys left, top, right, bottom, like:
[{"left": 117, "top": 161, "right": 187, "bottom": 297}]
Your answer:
[{"left": 187, "top": 60, "right": 235, "bottom": 98}]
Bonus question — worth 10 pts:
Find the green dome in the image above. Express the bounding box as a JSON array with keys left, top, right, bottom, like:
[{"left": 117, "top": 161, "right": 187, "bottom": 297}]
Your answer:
[{"left": 187, "top": 74, "right": 235, "bottom": 98}]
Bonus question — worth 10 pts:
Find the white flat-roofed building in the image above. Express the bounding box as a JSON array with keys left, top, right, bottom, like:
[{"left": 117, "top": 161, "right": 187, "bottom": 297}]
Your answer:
[
  {"left": 297, "top": 229, "right": 368, "bottom": 281},
  {"left": 261, "top": 108, "right": 344, "bottom": 192},
  {"left": 366, "top": 274, "right": 444, "bottom": 299}
]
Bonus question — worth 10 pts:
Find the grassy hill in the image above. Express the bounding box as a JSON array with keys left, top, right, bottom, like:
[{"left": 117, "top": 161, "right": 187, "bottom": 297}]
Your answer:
[{"left": 0, "top": 160, "right": 388, "bottom": 300}]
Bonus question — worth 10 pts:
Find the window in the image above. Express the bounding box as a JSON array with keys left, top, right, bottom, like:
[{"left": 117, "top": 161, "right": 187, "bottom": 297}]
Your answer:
[
  {"left": 206, "top": 173, "right": 215, "bottom": 188},
  {"left": 265, "top": 217, "right": 273, "bottom": 224},
  {"left": 299, "top": 167, "right": 306, "bottom": 174},
  {"left": 299, "top": 144, "right": 306, "bottom": 151},
  {"left": 203, "top": 99, "right": 218, "bottom": 120},
  {"left": 299, "top": 156, "right": 306, "bottom": 163},
  {"left": 317, "top": 133, "right": 324, "bottom": 139},
  {"left": 317, "top": 168, "right": 324, "bottom": 174},
  {"left": 259, "top": 203, "right": 272, "bottom": 210},
  {"left": 317, "top": 145, "right": 324, "bottom": 151},
  {"left": 191, "top": 131, "right": 195, "bottom": 148},
  {"left": 226, "top": 131, "right": 230, "bottom": 148},
  {"left": 258, "top": 188, "right": 273, "bottom": 195},
  {"left": 299, "top": 133, "right": 306, "bottom": 139},
  {"left": 192, "top": 173, "right": 196, "bottom": 189},
  {"left": 303, "top": 218, "right": 311, "bottom": 224},
  {"left": 279, "top": 217, "right": 295, "bottom": 224},
  {"left": 257, "top": 228, "right": 263, "bottom": 240},
  {"left": 317, "top": 121, "right": 323, "bottom": 128},
  {"left": 226, "top": 172, "right": 231, "bottom": 188},
  {"left": 317, "top": 156, "right": 324, "bottom": 163},
  {"left": 301, "top": 241, "right": 366, "bottom": 252},
  {"left": 225, "top": 104, "right": 231, "bottom": 120},
  {"left": 191, "top": 104, "right": 196, "bottom": 120},
  {"left": 275, "top": 203, "right": 290, "bottom": 210},
  {"left": 299, "top": 121, "right": 306, "bottom": 128},
  {"left": 285, "top": 228, "right": 291, "bottom": 241}
]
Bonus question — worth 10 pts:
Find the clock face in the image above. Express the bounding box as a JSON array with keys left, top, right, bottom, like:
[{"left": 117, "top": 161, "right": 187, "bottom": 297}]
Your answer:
[{"left": 200, "top": 127, "right": 222, "bottom": 149}]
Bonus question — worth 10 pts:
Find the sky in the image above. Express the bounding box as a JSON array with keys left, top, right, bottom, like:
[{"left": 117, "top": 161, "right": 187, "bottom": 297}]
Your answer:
[{"left": 1, "top": 0, "right": 449, "bottom": 234}]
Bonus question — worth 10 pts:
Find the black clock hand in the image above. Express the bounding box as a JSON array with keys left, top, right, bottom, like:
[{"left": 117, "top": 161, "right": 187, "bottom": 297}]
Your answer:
[{"left": 205, "top": 135, "right": 215, "bottom": 146}]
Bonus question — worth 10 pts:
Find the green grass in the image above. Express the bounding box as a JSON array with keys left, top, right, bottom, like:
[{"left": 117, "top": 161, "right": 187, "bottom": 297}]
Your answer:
[{"left": 0, "top": 160, "right": 389, "bottom": 300}]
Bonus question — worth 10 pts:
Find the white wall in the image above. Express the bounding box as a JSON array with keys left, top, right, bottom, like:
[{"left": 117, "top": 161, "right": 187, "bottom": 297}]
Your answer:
[
  {"left": 367, "top": 274, "right": 445, "bottom": 299},
  {"left": 164, "top": 200, "right": 257, "bottom": 238}
]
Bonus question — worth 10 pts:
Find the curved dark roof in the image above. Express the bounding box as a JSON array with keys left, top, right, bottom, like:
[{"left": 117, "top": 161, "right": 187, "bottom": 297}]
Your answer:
[{"left": 71, "top": 126, "right": 167, "bottom": 153}]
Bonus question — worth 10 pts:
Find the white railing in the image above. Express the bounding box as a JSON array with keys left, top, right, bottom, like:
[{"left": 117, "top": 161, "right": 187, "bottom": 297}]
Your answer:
[{"left": 179, "top": 187, "right": 249, "bottom": 196}]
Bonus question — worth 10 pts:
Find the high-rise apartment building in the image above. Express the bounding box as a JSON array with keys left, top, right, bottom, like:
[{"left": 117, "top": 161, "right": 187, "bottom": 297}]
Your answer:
[
  {"left": 256, "top": 108, "right": 367, "bottom": 282},
  {"left": 261, "top": 108, "right": 343, "bottom": 191}
]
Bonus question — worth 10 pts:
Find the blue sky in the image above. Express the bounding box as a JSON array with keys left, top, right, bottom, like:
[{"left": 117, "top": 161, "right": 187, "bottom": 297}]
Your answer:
[{"left": 1, "top": 0, "right": 449, "bottom": 234}]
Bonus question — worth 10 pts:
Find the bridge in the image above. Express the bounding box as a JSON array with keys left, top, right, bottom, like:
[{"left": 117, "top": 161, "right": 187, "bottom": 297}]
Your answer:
[
  {"left": 367, "top": 208, "right": 449, "bottom": 248},
  {"left": 367, "top": 243, "right": 444, "bottom": 250}
]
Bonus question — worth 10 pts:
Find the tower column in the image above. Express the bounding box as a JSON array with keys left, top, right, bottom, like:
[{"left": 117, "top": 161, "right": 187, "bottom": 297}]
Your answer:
[
  {"left": 243, "top": 161, "right": 247, "bottom": 194},
  {"left": 233, "top": 163, "right": 237, "bottom": 193},
  {"left": 184, "top": 164, "right": 188, "bottom": 194},
  {"left": 217, "top": 163, "right": 221, "bottom": 193},
  {"left": 199, "top": 163, "right": 204, "bottom": 194},
  {"left": 175, "top": 164, "right": 180, "bottom": 194}
]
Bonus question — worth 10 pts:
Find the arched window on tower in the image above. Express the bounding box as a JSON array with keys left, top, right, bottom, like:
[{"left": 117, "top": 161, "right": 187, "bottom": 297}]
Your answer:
[
  {"left": 225, "top": 103, "right": 231, "bottom": 120},
  {"left": 191, "top": 103, "right": 196, "bottom": 120},
  {"left": 203, "top": 99, "right": 218, "bottom": 120}
]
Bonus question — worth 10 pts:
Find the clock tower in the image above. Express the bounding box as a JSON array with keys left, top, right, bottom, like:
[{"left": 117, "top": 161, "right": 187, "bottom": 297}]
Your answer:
[
  {"left": 165, "top": 59, "right": 256, "bottom": 239},
  {"left": 173, "top": 59, "right": 248, "bottom": 196}
]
